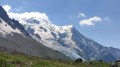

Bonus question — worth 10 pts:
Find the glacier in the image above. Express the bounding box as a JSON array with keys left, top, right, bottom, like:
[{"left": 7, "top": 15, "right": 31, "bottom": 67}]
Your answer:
[{"left": 6, "top": 9, "right": 120, "bottom": 62}]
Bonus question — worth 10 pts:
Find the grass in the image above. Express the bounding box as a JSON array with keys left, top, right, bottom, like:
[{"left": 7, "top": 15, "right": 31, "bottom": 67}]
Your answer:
[{"left": 0, "top": 53, "right": 111, "bottom": 67}]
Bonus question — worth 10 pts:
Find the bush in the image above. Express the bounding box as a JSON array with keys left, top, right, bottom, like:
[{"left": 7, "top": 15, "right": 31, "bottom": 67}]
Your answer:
[
  {"left": 88, "top": 61, "right": 93, "bottom": 65},
  {"left": 75, "top": 58, "right": 83, "bottom": 63},
  {"left": 0, "top": 58, "right": 13, "bottom": 67},
  {"left": 98, "top": 59, "right": 103, "bottom": 62}
]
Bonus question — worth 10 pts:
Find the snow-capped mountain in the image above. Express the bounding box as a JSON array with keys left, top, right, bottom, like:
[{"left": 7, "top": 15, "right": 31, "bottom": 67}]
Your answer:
[
  {"left": 19, "top": 18, "right": 87, "bottom": 60},
  {"left": 0, "top": 6, "right": 72, "bottom": 61},
  {"left": 15, "top": 14, "right": 120, "bottom": 62},
  {"left": 4, "top": 5, "right": 120, "bottom": 62}
]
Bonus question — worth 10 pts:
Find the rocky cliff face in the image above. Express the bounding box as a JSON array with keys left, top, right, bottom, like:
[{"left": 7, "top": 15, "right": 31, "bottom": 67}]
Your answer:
[{"left": 0, "top": 6, "right": 29, "bottom": 36}]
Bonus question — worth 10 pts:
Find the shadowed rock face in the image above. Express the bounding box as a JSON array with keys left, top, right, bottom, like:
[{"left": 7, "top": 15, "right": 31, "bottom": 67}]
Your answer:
[
  {"left": 0, "top": 6, "right": 29, "bottom": 36},
  {"left": 0, "top": 6, "right": 10, "bottom": 23},
  {"left": 11, "top": 19, "right": 30, "bottom": 36}
]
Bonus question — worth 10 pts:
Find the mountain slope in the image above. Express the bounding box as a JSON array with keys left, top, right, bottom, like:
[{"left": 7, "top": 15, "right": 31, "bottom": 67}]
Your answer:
[
  {"left": 15, "top": 14, "right": 120, "bottom": 62},
  {"left": 94, "top": 51, "right": 116, "bottom": 62},
  {"left": 0, "top": 6, "right": 72, "bottom": 61}
]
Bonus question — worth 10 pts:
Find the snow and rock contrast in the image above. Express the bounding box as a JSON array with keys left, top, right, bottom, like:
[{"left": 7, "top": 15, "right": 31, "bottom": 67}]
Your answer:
[
  {"left": 0, "top": 6, "right": 72, "bottom": 61},
  {"left": 4, "top": 5, "right": 120, "bottom": 62}
]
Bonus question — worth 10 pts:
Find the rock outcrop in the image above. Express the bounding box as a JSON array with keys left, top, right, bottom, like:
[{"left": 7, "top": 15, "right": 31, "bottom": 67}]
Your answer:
[{"left": 111, "top": 58, "right": 120, "bottom": 67}]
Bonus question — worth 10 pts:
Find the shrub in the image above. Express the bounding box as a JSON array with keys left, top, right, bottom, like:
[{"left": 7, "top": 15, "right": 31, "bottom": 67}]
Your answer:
[
  {"left": 75, "top": 58, "right": 83, "bottom": 63},
  {"left": 98, "top": 59, "right": 103, "bottom": 62},
  {"left": 0, "top": 58, "right": 13, "bottom": 67}
]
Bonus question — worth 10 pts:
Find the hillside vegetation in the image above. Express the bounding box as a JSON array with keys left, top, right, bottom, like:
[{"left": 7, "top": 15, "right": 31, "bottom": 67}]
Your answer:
[{"left": 0, "top": 53, "right": 111, "bottom": 67}]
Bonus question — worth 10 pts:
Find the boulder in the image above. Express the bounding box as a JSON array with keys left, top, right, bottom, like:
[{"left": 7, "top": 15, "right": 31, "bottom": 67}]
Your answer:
[{"left": 111, "top": 58, "right": 120, "bottom": 67}]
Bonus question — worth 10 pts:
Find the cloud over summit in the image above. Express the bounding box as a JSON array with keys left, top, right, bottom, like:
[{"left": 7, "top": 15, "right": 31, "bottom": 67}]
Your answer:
[
  {"left": 3, "top": 5, "right": 11, "bottom": 12},
  {"left": 79, "top": 16, "right": 102, "bottom": 26},
  {"left": 2, "top": 5, "right": 51, "bottom": 24}
]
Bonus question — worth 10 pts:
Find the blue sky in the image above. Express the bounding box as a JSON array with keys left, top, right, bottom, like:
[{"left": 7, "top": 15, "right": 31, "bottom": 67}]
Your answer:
[{"left": 1, "top": 0, "right": 120, "bottom": 48}]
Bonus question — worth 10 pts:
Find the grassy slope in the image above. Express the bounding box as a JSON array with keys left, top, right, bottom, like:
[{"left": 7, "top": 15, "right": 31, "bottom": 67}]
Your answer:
[{"left": 0, "top": 53, "right": 111, "bottom": 67}]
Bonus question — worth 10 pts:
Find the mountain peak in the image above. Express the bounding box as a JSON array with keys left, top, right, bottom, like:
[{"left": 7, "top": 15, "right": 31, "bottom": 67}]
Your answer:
[{"left": 61, "top": 25, "right": 74, "bottom": 29}]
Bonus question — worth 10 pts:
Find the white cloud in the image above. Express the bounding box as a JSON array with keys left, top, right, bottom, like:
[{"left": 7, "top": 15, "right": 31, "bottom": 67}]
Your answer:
[
  {"left": 2, "top": 5, "right": 51, "bottom": 24},
  {"left": 104, "top": 17, "right": 110, "bottom": 22},
  {"left": 14, "top": 8, "right": 20, "bottom": 11},
  {"left": 77, "top": 13, "right": 86, "bottom": 18},
  {"left": 2, "top": 5, "right": 11, "bottom": 12},
  {"left": 79, "top": 16, "right": 102, "bottom": 26}
]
